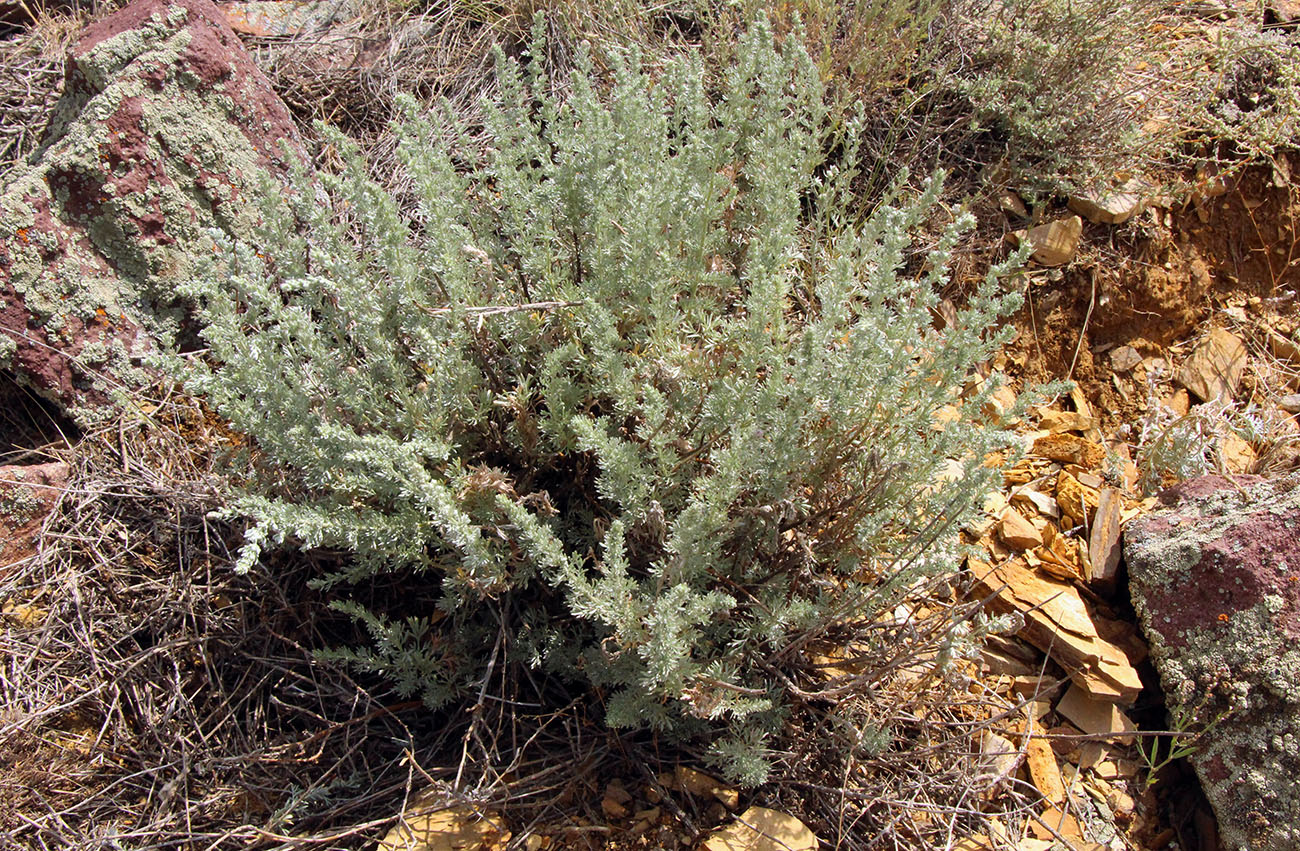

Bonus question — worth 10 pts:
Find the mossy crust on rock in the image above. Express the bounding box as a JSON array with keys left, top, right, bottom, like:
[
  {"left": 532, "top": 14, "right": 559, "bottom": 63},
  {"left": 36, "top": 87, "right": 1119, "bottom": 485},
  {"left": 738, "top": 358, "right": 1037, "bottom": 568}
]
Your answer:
[
  {"left": 0, "top": 0, "right": 303, "bottom": 410},
  {"left": 1125, "top": 473, "right": 1300, "bottom": 851}
]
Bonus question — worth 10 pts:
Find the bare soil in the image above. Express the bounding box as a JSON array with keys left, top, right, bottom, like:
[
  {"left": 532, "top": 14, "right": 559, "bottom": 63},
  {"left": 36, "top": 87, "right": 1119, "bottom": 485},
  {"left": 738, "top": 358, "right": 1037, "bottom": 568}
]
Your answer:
[{"left": 1005, "top": 156, "right": 1300, "bottom": 436}]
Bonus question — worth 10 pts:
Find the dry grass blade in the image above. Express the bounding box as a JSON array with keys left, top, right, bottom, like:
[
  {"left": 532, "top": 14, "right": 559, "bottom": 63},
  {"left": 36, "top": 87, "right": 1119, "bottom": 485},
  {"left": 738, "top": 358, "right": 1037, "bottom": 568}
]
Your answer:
[
  {"left": 0, "top": 392, "right": 423, "bottom": 849},
  {"left": 0, "top": 389, "right": 643, "bottom": 849},
  {"left": 0, "top": 20, "right": 68, "bottom": 172}
]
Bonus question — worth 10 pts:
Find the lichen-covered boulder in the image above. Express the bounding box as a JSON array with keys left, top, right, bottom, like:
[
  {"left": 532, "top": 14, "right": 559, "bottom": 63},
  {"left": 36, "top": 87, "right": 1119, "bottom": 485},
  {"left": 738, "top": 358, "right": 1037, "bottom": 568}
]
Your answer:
[
  {"left": 0, "top": 461, "right": 70, "bottom": 574},
  {"left": 1124, "top": 474, "right": 1300, "bottom": 851},
  {"left": 0, "top": 0, "right": 304, "bottom": 410}
]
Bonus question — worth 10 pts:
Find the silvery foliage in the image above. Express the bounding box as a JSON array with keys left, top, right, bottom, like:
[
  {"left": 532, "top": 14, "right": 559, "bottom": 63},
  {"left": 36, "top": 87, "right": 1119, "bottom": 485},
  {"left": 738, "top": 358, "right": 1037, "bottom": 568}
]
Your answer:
[
  {"left": 1132, "top": 366, "right": 1279, "bottom": 494},
  {"left": 176, "top": 19, "right": 1026, "bottom": 783}
]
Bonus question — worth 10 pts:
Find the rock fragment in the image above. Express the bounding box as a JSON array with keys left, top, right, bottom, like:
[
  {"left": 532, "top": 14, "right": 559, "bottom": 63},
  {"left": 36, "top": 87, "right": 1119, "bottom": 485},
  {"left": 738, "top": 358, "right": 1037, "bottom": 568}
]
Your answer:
[
  {"left": 1033, "top": 433, "right": 1105, "bottom": 467},
  {"left": 376, "top": 799, "right": 509, "bottom": 851},
  {"left": 1265, "top": 328, "right": 1300, "bottom": 365},
  {"left": 222, "top": 0, "right": 346, "bottom": 35},
  {"left": 1217, "top": 433, "right": 1256, "bottom": 474},
  {"left": 0, "top": 462, "right": 69, "bottom": 574},
  {"left": 1056, "top": 470, "right": 1100, "bottom": 525},
  {"left": 1055, "top": 684, "right": 1136, "bottom": 745},
  {"left": 1011, "top": 486, "right": 1060, "bottom": 519},
  {"left": 1000, "top": 191, "right": 1029, "bottom": 218},
  {"left": 1068, "top": 178, "right": 1147, "bottom": 225},
  {"left": 1025, "top": 738, "right": 1067, "bottom": 805},
  {"left": 673, "top": 766, "right": 738, "bottom": 810},
  {"left": 1108, "top": 345, "right": 1143, "bottom": 372},
  {"left": 1037, "top": 409, "right": 1096, "bottom": 433},
  {"left": 970, "top": 559, "right": 1142, "bottom": 703},
  {"left": 1162, "top": 388, "right": 1190, "bottom": 417},
  {"left": 702, "top": 807, "right": 818, "bottom": 851},
  {"left": 974, "top": 731, "right": 1021, "bottom": 789},
  {"left": 1087, "top": 488, "right": 1123, "bottom": 595},
  {"left": 1012, "top": 216, "right": 1083, "bottom": 266},
  {"left": 1126, "top": 474, "right": 1300, "bottom": 851},
  {"left": 998, "top": 507, "right": 1044, "bottom": 550},
  {"left": 1175, "top": 328, "right": 1247, "bottom": 402},
  {"left": 1029, "top": 806, "right": 1084, "bottom": 843},
  {"left": 0, "top": 0, "right": 306, "bottom": 410}
]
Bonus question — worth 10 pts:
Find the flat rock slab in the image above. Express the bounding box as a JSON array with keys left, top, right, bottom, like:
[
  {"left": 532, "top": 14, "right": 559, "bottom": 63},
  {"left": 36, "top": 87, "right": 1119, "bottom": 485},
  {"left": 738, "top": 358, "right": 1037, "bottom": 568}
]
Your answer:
[
  {"left": 0, "top": 0, "right": 303, "bottom": 409},
  {"left": 1175, "top": 327, "right": 1246, "bottom": 403},
  {"left": 1012, "top": 215, "right": 1082, "bottom": 267},
  {"left": 703, "top": 807, "right": 818, "bottom": 851},
  {"left": 1125, "top": 474, "right": 1300, "bottom": 851},
  {"left": 970, "top": 558, "right": 1143, "bottom": 703},
  {"left": 1068, "top": 178, "right": 1148, "bottom": 225}
]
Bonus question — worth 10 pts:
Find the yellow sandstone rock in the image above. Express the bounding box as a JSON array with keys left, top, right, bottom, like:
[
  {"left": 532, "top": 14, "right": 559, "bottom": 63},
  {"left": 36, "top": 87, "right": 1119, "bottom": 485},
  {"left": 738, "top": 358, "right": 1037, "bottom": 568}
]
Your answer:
[
  {"left": 376, "top": 801, "right": 509, "bottom": 851},
  {"left": 702, "top": 807, "right": 818, "bottom": 851}
]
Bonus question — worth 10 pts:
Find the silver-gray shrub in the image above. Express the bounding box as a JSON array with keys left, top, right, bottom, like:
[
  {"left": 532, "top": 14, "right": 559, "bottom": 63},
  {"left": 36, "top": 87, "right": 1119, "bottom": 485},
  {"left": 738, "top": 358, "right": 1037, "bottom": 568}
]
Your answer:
[{"left": 178, "top": 20, "right": 1025, "bottom": 784}]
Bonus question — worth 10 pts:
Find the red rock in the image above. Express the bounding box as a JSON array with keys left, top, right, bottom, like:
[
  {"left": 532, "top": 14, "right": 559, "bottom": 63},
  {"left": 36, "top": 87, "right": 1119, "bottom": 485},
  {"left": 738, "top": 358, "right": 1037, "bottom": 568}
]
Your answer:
[
  {"left": 0, "top": 462, "right": 69, "bottom": 575},
  {"left": 1, "top": 0, "right": 306, "bottom": 411},
  {"left": 1126, "top": 473, "right": 1300, "bottom": 851}
]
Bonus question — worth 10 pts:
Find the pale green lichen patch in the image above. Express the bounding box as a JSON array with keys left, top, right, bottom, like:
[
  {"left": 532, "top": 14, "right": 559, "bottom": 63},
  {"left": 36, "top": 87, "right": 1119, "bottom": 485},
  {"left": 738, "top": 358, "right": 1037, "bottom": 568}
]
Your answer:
[
  {"left": 0, "top": 480, "right": 44, "bottom": 526},
  {"left": 1126, "top": 474, "right": 1300, "bottom": 851},
  {"left": 76, "top": 12, "right": 194, "bottom": 93},
  {"left": 1, "top": 0, "right": 301, "bottom": 404}
]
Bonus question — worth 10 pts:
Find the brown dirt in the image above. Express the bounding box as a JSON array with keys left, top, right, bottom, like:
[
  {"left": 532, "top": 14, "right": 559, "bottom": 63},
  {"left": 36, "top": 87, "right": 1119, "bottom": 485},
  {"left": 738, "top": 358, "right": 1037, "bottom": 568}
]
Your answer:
[{"left": 1005, "top": 154, "right": 1300, "bottom": 436}]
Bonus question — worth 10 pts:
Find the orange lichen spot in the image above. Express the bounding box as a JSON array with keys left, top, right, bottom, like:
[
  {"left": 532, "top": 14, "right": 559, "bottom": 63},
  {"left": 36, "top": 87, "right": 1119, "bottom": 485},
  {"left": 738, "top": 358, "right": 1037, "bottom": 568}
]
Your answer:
[
  {"left": 95, "top": 308, "right": 108, "bottom": 319},
  {"left": 16, "top": 228, "right": 28, "bottom": 243},
  {"left": 1218, "top": 613, "right": 1230, "bottom": 623}
]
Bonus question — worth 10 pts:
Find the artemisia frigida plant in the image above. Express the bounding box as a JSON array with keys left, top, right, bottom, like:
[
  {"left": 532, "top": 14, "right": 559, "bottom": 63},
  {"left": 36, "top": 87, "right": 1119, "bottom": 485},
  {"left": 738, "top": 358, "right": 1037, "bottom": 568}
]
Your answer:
[{"left": 176, "top": 19, "right": 1026, "bottom": 784}]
